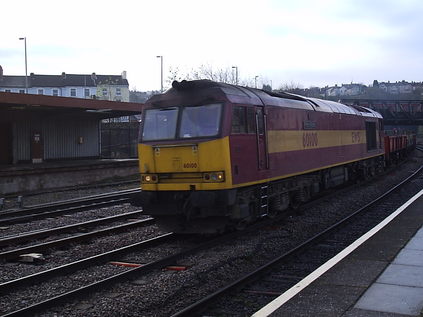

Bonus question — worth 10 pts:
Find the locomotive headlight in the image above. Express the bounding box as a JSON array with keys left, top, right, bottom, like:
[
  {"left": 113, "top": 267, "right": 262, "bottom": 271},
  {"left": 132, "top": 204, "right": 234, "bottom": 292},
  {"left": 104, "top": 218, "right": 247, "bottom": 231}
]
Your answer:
[
  {"left": 142, "top": 174, "right": 158, "bottom": 183},
  {"left": 203, "top": 171, "right": 225, "bottom": 182}
]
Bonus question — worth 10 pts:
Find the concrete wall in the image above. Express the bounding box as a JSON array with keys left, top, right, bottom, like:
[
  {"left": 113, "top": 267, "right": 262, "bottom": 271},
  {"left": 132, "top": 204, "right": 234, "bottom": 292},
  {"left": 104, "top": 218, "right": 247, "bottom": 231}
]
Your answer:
[{"left": 0, "top": 160, "right": 139, "bottom": 195}]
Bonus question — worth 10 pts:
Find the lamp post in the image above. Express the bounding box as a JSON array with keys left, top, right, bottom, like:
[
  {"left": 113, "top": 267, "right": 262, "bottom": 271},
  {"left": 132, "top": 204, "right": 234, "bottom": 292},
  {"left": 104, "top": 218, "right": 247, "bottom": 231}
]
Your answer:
[
  {"left": 156, "top": 55, "right": 163, "bottom": 93},
  {"left": 19, "top": 37, "right": 28, "bottom": 93},
  {"left": 255, "top": 76, "right": 259, "bottom": 89},
  {"left": 232, "top": 66, "right": 238, "bottom": 85}
]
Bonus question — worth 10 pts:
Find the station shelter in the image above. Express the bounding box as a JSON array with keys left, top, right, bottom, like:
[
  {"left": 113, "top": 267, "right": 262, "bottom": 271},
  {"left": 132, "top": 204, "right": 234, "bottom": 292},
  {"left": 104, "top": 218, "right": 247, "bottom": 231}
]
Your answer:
[{"left": 0, "top": 92, "right": 142, "bottom": 165}]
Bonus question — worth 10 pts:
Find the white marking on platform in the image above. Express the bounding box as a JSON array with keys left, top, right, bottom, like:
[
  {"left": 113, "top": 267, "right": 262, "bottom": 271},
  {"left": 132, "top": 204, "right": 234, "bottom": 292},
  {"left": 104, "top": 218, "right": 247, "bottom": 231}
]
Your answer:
[{"left": 252, "top": 189, "right": 423, "bottom": 317}]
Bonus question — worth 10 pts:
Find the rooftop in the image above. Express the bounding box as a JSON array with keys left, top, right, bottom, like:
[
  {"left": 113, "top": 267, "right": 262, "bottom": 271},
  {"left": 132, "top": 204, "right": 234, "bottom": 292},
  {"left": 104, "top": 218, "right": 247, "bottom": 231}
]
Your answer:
[{"left": 0, "top": 71, "right": 128, "bottom": 88}]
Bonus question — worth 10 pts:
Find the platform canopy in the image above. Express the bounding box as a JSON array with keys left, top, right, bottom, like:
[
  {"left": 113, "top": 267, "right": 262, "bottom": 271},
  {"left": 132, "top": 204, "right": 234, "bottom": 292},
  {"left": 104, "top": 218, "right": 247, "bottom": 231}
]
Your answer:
[{"left": 0, "top": 92, "right": 142, "bottom": 118}]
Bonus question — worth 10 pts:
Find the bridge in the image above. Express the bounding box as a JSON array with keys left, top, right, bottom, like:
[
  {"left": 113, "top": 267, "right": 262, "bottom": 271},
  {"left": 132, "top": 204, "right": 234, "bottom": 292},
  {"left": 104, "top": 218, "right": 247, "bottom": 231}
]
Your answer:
[{"left": 340, "top": 98, "right": 423, "bottom": 143}]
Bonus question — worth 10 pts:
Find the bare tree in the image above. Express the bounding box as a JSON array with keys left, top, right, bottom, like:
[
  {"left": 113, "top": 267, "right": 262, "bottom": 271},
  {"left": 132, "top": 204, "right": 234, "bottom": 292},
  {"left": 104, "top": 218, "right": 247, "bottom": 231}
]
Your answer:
[
  {"left": 167, "top": 66, "right": 183, "bottom": 85},
  {"left": 167, "top": 64, "right": 239, "bottom": 85},
  {"left": 166, "top": 64, "right": 277, "bottom": 91},
  {"left": 279, "top": 81, "right": 303, "bottom": 92},
  {"left": 189, "top": 64, "right": 236, "bottom": 84}
]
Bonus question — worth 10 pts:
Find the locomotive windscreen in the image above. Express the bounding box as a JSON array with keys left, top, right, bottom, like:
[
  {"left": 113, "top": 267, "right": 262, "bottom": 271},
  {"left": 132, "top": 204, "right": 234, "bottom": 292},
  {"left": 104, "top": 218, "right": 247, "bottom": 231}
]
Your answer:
[
  {"left": 142, "top": 107, "right": 178, "bottom": 141},
  {"left": 141, "top": 103, "right": 222, "bottom": 141}
]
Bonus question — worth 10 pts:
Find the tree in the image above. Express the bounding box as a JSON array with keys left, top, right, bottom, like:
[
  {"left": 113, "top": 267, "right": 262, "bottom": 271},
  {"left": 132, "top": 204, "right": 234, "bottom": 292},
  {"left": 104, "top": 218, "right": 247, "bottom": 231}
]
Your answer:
[
  {"left": 262, "top": 84, "right": 272, "bottom": 92},
  {"left": 187, "top": 64, "right": 237, "bottom": 84},
  {"left": 279, "top": 81, "right": 303, "bottom": 92},
  {"left": 167, "top": 66, "right": 184, "bottom": 86},
  {"left": 166, "top": 64, "right": 239, "bottom": 86}
]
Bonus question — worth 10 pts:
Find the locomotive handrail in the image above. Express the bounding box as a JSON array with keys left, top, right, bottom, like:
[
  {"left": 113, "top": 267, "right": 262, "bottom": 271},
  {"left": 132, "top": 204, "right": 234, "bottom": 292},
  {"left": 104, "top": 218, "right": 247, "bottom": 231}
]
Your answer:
[{"left": 152, "top": 143, "right": 197, "bottom": 148}]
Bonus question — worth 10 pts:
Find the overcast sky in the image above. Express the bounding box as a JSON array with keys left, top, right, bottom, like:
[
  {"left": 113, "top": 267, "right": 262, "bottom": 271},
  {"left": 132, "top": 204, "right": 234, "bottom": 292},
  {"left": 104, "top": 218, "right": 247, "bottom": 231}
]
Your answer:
[{"left": 2, "top": 0, "right": 423, "bottom": 91}]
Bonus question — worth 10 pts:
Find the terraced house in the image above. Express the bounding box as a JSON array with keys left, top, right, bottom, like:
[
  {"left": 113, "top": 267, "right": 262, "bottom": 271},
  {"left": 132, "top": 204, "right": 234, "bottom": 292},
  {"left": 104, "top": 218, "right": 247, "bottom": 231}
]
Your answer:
[{"left": 0, "top": 66, "right": 129, "bottom": 102}]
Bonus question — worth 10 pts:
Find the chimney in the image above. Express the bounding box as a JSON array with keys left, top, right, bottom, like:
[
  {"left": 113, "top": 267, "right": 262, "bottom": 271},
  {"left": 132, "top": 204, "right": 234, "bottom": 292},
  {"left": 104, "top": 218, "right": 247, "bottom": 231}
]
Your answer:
[
  {"left": 121, "top": 71, "right": 127, "bottom": 80},
  {"left": 62, "top": 72, "right": 66, "bottom": 79},
  {"left": 91, "top": 72, "right": 97, "bottom": 85},
  {"left": 0, "top": 65, "right": 3, "bottom": 80}
]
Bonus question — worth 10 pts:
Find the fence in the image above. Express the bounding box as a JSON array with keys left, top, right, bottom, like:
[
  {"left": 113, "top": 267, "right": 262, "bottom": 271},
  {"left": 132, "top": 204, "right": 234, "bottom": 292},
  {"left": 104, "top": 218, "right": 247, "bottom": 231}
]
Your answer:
[{"left": 101, "top": 119, "right": 139, "bottom": 158}]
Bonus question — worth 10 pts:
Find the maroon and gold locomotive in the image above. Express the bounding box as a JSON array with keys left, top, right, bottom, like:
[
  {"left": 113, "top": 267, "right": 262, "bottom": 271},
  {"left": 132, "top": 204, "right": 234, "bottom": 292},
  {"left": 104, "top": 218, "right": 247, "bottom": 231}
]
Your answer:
[{"left": 132, "top": 80, "right": 386, "bottom": 233}]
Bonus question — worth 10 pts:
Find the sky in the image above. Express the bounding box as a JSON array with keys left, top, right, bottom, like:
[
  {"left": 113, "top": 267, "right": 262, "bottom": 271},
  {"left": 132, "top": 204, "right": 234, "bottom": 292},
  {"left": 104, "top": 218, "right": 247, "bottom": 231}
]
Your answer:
[{"left": 2, "top": 0, "right": 423, "bottom": 91}]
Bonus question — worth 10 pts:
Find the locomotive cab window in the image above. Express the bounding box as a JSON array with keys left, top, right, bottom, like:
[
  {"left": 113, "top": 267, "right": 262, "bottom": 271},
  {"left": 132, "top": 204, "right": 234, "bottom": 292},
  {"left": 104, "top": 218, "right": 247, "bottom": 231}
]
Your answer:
[
  {"left": 179, "top": 103, "right": 222, "bottom": 138},
  {"left": 232, "top": 106, "right": 247, "bottom": 133},
  {"left": 231, "top": 106, "right": 256, "bottom": 134},
  {"left": 256, "top": 108, "right": 265, "bottom": 135},
  {"left": 366, "top": 121, "right": 377, "bottom": 151},
  {"left": 141, "top": 104, "right": 222, "bottom": 141},
  {"left": 142, "top": 107, "right": 178, "bottom": 141},
  {"left": 247, "top": 107, "right": 255, "bottom": 133}
]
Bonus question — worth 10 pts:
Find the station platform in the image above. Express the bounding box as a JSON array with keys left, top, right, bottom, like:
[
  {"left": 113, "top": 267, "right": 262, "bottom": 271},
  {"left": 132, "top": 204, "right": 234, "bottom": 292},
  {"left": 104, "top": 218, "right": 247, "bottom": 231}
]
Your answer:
[
  {"left": 254, "top": 189, "right": 423, "bottom": 317},
  {"left": 0, "top": 159, "right": 139, "bottom": 196}
]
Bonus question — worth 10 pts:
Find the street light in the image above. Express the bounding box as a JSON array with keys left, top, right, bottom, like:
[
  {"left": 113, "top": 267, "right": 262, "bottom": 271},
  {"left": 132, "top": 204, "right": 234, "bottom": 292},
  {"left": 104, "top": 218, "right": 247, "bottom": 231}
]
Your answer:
[
  {"left": 19, "top": 37, "right": 28, "bottom": 93},
  {"left": 255, "top": 76, "right": 259, "bottom": 89},
  {"left": 156, "top": 55, "right": 163, "bottom": 93},
  {"left": 232, "top": 66, "right": 238, "bottom": 85}
]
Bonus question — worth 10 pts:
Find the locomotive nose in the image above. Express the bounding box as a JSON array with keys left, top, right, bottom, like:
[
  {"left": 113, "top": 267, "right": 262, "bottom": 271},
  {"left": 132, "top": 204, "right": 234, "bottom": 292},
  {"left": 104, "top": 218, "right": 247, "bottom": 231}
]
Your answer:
[{"left": 153, "top": 144, "right": 199, "bottom": 173}]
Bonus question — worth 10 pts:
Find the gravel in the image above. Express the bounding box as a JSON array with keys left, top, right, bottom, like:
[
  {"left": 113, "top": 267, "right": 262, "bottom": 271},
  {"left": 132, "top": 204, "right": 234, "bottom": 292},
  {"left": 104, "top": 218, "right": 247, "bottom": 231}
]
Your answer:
[
  {"left": 0, "top": 238, "right": 195, "bottom": 316},
  {"left": 0, "top": 220, "right": 165, "bottom": 285},
  {"left": 1, "top": 155, "right": 422, "bottom": 316}
]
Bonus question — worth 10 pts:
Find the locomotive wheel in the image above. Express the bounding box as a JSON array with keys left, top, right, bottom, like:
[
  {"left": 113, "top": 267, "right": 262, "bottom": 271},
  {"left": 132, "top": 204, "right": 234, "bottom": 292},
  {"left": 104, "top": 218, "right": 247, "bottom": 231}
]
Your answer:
[{"left": 267, "top": 196, "right": 280, "bottom": 219}]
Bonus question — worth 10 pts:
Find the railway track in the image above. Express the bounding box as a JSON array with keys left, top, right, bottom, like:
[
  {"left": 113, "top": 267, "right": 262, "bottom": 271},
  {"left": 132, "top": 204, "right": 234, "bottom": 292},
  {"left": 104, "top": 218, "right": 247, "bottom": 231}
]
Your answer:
[
  {"left": 0, "top": 210, "right": 148, "bottom": 247},
  {"left": 0, "top": 233, "right": 176, "bottom": 317},
  {"left": 0, "top": 188, "right": 140, "bottom": 225},
  {"left": 1, "top": 159, "right": 421, "bottom": 316},
  {"left": 0, "top": 202, "right": 282, "bottom": 317},
  {"left": 0, "top": 213, "right": 154, "bottom": 262},
  {"left": 0, "top": 229, "right": 255, "bottom": 317},
  {"left": 171, "top": 164, "right": 423, "bottom": 316},
  {"left": 1, "top": 179, "right": 139, "bottom": 201}
]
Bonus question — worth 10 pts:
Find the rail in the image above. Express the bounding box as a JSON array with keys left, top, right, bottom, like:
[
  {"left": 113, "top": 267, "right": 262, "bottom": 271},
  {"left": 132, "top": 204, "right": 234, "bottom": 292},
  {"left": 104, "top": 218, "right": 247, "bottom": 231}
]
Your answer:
[{"left": 170, "top": 164, "right": 423, "bottom": 316}]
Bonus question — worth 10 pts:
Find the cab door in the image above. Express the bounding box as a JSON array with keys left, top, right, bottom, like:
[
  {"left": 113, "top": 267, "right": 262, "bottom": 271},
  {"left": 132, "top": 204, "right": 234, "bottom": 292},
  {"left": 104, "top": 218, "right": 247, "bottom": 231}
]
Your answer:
[{"left": 256, "top": 107, "right": 268, "bottom": 170}]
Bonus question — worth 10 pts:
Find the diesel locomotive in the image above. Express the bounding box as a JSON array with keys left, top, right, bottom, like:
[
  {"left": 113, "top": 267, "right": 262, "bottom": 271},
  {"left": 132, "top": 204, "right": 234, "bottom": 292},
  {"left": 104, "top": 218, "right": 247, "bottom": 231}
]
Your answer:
[{"left": 132, "top": 80, "right": 388, "bottom": 233}]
